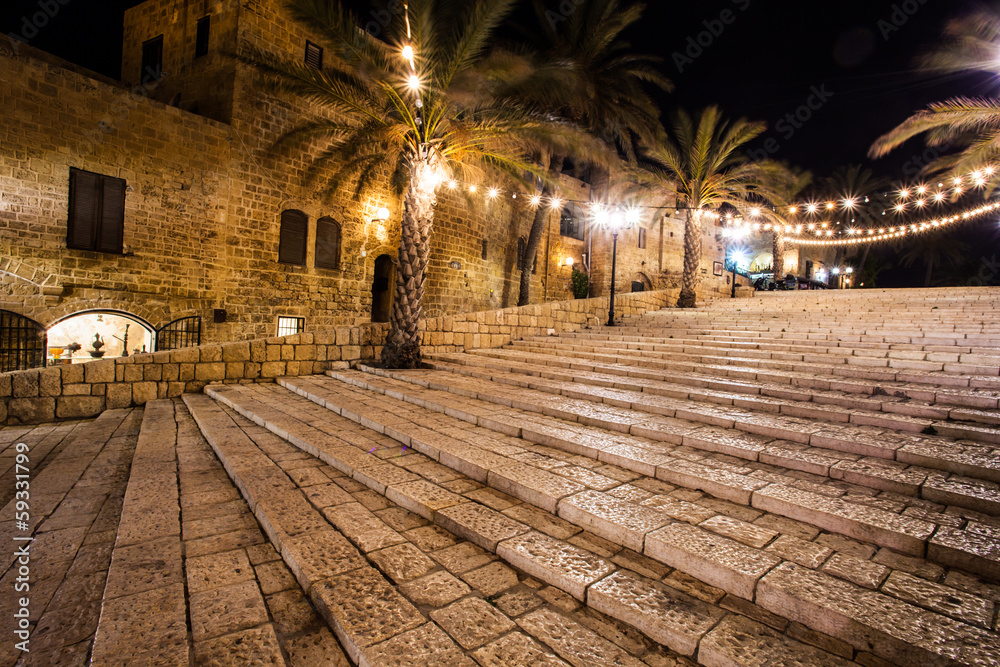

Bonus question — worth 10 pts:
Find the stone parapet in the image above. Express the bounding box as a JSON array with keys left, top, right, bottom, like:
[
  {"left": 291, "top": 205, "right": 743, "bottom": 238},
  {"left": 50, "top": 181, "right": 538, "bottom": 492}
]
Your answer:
[{"left": 0, "top": 289, "right": 681, "bottom": 424}]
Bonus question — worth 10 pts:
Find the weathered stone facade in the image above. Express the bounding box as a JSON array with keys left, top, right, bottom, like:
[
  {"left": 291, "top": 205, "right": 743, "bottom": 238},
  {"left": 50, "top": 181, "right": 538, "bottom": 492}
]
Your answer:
[{"left": 1, "top": 0, "right": 735, "bottom": 357}]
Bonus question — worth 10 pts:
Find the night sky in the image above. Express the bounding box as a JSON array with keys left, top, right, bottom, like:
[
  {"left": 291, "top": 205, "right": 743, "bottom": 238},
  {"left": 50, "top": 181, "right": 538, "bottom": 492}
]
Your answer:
[{"left": 3, "top": 0, "right": 997, "bottom": 285}]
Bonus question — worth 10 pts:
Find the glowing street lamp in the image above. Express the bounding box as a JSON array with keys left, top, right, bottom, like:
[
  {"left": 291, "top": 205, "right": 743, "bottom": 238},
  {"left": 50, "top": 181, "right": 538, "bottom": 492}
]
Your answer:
[{"left": 596, "top": 206, "right": 639, "bottom": 326}]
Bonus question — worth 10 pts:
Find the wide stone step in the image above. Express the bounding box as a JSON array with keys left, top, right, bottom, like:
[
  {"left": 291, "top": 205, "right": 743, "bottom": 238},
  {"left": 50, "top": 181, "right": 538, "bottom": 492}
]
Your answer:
[
  {"left": 509, "top": 337, "right": 1000, "bottom": 391},
  {"left": 268, "top": 375, "right": 1000, "bottom": 667},
  {"left": 371, "top": 362, "right": 1000, "bottom": 516},
  {"left": 198, "top": 382, "right": 906, "bottom": 665},
  {"left": 426, "top": 352, "right": 1000, "bottom": 489},
  {"left": 320, "top": 368, "right": 1000, "bottom": 581},
  {"left": 556, "top": 330, "right": 1000, "bottom": 360},
  {"left": 186, "top": 390, "right": 746, "bottom": 664},
  {"left": 459, "top": 340, "right": 1000, "bottom": 413},
  {"left": 90, "top": 398, "right": 351, "bottom": 666},
  {"left": 522, "top": 334, "right": 1000, "bottom": 373},
  {"left": 485, "top": 341, "right": 1000, "bottom": 410}
]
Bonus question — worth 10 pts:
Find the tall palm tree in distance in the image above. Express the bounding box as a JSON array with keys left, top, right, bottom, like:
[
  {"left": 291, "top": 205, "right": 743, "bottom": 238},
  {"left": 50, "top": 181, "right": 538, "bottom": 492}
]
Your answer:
[
  {"left": 898, "top": 231, "right": 970, "bottom": 287},
  {"left": 646, "top": 107, "right": 789, "bottom": 308},
  {"left": 244, "top": 0, "right": 602, "bottom": 368},
  {"left": 770, "top": 165, "right": 812, "bottom": 281},
  {"left": 507, "top": 0, "right": 671, "bottom": 305}
]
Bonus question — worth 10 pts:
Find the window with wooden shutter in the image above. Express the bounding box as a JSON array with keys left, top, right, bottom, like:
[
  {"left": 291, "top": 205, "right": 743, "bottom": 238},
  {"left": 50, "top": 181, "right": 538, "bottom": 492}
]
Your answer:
[
  {"left": 67, "top": 168, "right": 126, "bottom": 254},
  {"left": 638, "top": 227, "right": 647, "bottom": 249},
  {"left": 278, "top": 210, "right": 308, "bottom": 265},
  {"left": 517, "top": 237, "right": 526, "bottom": 271},
  {"left": 141, "top": 35, "right": 164, "bottom": 81},
  {"left": 315, "top": 217, "right": 341, "bottom": 270},
  {"left": 195, "top": 16, "right": 210, "bottom": 58},
  {"left": 305, "top": 41, "right": 323, "bottom": 69}
]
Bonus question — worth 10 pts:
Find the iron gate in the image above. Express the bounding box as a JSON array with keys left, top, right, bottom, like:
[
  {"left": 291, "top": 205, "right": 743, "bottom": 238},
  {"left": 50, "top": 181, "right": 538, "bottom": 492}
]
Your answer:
[
  {"left": 0, "top": 310, "right": 47, "bottom": 373},
  {"left": 156, "top": 316, "right": 202, "bottom": 351}
]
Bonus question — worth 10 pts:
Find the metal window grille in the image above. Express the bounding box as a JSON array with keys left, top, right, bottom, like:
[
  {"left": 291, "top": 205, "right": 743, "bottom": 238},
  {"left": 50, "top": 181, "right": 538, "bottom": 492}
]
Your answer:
[
  {"left": 0, "top": 310, "right": 46, "bottom": 373},
  {"left": 156, "top": 316, "right": 202, "bottom": 351},
  {"left": 277, "top": 317, "right": 304, "bottom": 337}
]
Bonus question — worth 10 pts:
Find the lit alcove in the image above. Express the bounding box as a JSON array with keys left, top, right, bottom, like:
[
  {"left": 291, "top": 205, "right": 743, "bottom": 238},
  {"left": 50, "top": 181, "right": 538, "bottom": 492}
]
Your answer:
[{"left": 47, "top": 310, "right": 154, "bottom": 363}]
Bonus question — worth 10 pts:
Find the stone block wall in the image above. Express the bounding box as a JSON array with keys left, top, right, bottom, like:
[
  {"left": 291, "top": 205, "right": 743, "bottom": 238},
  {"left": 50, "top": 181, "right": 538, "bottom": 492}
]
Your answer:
[{"left": 0, "top": 288, "right": 682, "bottom": 425}]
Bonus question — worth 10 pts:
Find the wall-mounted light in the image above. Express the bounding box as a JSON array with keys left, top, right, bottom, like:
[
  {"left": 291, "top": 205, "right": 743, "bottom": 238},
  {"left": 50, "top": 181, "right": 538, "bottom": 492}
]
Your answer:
[
  {"left": 372, "top": 207, "right": 390, "bottom": 243},
  {"left": 560, "top": 257, "right": 575, "bottom": 268}
]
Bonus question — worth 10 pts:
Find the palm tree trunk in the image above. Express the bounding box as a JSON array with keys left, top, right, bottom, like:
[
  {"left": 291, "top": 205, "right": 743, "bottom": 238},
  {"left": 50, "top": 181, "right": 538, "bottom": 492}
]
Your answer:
[
  {"left": 518, "top": 156, "right": 565, "bottom": 306},
  {"left": 677, "top": 209, "right": 701, "bottom": 308},
  {"left": 924, "top": 257, "right": 934, "bottom": 288},
  {"left": 381, "top": 160, "right": 438, "bottom": 369},
  {"left": 772, "top": 232, "right": 785, "bottom": 283}
]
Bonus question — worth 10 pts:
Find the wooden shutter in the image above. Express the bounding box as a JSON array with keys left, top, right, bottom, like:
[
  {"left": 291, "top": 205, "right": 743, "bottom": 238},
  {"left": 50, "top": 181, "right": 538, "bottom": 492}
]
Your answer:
[
  {"left": 97, "top": 176, "right": 125, "bottom": 253},
  {"left": 278, "top": 210, "right": 308, "bottom": 265},
  {"left": 315, "top": 217, "right": 341, "bottom": 270},
  {"left": 305, "top": 41, "right": 323, "bottom": 69},
  {"left": 67, "top": 168, "right": 99, "bottom": 250}
]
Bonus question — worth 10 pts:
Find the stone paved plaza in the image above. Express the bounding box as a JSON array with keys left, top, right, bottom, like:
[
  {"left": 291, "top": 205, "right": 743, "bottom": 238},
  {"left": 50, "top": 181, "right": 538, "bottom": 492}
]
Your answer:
[{"left": 3, "top": 288, "right": 1000, "bottom": 666}]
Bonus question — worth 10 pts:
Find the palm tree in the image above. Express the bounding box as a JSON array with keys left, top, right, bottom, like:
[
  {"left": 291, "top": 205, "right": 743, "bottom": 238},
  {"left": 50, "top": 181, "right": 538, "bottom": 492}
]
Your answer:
[
  {"left": 244, "top": 0, "right": 602, "bottom": 368},
  {"left": 897, "top": 231, "right": 970, "bottom": 287},
  {"left": 869, "top": 8, "right": 1000, "bottom": 186},
  {"left": 645, "top": 107, "right": 789, "bottom": 308},
  {"left": 507, "top": 0, "right": 671, "bottom": 305}
]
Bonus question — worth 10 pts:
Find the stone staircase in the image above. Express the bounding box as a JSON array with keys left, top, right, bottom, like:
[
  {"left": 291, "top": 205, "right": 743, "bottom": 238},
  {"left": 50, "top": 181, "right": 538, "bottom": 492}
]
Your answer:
[{"left": 3, "top": 288, "right": 1000, "bottom": 665}]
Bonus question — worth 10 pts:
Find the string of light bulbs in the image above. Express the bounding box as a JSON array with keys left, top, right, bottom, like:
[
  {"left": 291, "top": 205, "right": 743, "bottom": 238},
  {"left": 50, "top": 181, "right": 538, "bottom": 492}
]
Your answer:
[{"left": 781, "top": 201, "right": 1000, "bottom": 246}]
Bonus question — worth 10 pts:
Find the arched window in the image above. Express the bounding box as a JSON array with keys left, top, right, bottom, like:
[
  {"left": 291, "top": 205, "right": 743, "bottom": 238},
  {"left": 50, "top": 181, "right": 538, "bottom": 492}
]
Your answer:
[
  {"left": 278, "top": 209, "right": 308, "bottom": 265},
  {"left": 315, "top": 217, "right": 341, "bottom": 270}
]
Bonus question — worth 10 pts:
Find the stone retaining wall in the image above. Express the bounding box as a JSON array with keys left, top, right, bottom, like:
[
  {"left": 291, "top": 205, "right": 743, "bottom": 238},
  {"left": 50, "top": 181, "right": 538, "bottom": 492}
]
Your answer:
[{"left": 1, "top": 289, "right": 680, "bottom": 424}]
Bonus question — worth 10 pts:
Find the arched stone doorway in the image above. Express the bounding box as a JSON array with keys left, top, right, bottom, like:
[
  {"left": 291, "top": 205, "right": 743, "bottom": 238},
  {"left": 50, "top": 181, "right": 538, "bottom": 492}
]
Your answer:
[
  {"left": 371, "top": 254, "right": 395, "bottom": 323},
  {"left": 47, "top": 310, "right": 155, "bottom": 361}
]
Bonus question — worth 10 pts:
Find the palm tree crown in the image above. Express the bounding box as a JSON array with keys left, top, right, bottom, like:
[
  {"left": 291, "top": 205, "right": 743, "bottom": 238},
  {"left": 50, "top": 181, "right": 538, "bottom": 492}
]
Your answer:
[
  {"left": 245, "top": 0, "right": 601, "bottom": 366},
  {"left": 645, "top": 106, "right": 790, "bottom": 307},
  {"left": 501, "top": 0, "right": 669, "bottom": 305},
  {"left": 869, "top": 8, "right": 1000, "bottom": 190}
]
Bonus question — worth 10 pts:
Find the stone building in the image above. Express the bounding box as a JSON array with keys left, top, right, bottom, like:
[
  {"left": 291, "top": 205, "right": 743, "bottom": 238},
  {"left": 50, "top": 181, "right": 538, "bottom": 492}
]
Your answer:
[{"left": 0, "top": 0, "right": 732, "bottom": 371}]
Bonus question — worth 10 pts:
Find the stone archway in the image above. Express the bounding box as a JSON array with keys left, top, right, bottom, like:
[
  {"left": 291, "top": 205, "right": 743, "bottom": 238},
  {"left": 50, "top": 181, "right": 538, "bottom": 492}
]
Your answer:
[{"left": 629, "top": 272, "right": 653, "bottom": 293}]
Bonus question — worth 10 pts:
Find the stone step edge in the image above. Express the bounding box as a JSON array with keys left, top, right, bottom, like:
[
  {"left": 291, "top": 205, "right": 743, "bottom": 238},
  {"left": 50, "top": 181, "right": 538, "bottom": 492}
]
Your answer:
[
  {"left": 320, "top": 369, "right": 1000, "bottom": 584},
  {"left": 438, "top": 347, "right": 1000, "bottom": 420},
  {"left": 272, "top": 376, "right": 997, "bottom": 667},
  {"left": 508, "top": 339, "right": 998, "bottom": 390},
  {"left": 91, "top": 400, "right": 191, "bottom": 666},
  {"left": 358, "top": 364, "right": 1000, "bottom": 520},
  {"left": 189, "top": 387, "right": 817, "bottom": 663},
  {"left": 526, "top": 333, "right": 1000, "bottom": 363},
  {"left": 471, "top": 345, "right": 1000, "bottom": 407},
  {"left": 432, "top": 351, "right": 1000, "bottom": 480},
  {"left": 423, "top": 354, "right": 1000, "bottom": 500}
]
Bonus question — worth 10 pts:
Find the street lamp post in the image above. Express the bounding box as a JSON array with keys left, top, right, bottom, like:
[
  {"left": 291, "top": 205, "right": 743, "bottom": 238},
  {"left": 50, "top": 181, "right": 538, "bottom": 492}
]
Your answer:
[
  {"left": 608, "top": 230, "right": 619, "bottom": 326},
  {"left": 730, "top": 259, "right": 738, "bottom": 298},
  {"left": 595, "top": 206, "right": 638, "bottom": 327}
]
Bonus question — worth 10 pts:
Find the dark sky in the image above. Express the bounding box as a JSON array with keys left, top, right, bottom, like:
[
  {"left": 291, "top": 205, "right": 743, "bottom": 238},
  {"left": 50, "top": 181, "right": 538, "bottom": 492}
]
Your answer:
[
  {"left": 2, "top": 0, "right": 984, "bottom": 179},
  {"left": 3, "top": 0, "right": 996, "bottom": 286}
]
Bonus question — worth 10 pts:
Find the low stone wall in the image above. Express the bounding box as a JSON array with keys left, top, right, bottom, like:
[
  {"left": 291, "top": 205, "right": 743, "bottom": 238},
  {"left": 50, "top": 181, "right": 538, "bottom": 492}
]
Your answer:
[{"left": 1, "top": 289, "right": 680, "bottom": 424}]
